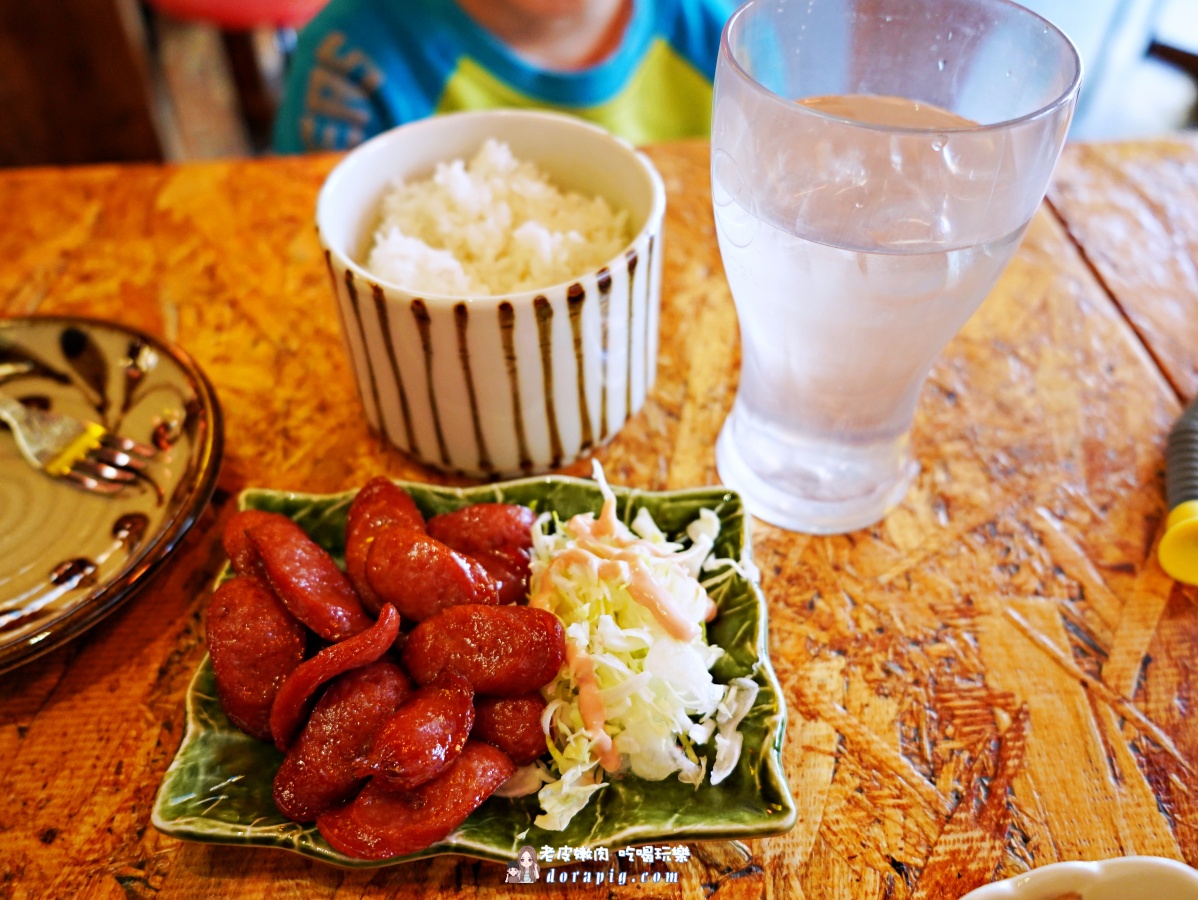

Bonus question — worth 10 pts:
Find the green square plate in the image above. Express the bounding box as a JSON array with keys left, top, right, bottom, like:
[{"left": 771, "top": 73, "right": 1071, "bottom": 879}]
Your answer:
[{"left": 151, "top": 476, "right": 796, "bottom": 867}]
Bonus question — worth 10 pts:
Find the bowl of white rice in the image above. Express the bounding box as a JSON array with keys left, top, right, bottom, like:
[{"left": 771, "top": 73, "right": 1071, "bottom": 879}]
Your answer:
[{"left": 317, "top": 109, "right": 666, "bottom": 478}]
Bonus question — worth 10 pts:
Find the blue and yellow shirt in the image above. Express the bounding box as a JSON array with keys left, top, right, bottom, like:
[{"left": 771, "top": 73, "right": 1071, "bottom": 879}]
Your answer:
[{"left": 272, "top": 0, "right": 734, "bottom": 152}]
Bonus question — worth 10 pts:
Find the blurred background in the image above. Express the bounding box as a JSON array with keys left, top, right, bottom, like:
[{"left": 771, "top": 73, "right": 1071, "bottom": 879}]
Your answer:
[{"left": 0, "top": 0, "right": 1196, "bottom": 168}]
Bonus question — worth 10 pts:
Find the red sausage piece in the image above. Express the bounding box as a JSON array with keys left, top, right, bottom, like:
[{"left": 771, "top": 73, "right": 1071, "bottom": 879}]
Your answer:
[
  {"left": 428, "top": 504, "right": 536, "bottom": 605},
  {"left": 270, "top": 604, "right": 401, "bottom": 751},
  {"left": 249, "top": 516, "right": 374, "bottom": 642},
  {"left": 273, "top": 661, "right": 413, "bottom": 822},
  {"left": 469, "top": 546, "right": 532, "bottom": 605},
  {"left": 472, "top": 694, "right": 548, "bottom": 766},
  {"left": 345, "top": 478, "right": 425, "bottom": 615},
  {"left": 207, "top": 575, "right": 306, "bottom": 741},
  {"left": 317, "top": 741, "right": 515, "bottom": 860},
  {"left": 357, "top": 669, "right": 475, "bottom": 790},
  {"left": 426, "top": 503, "right": 536, "bottom": 555},
  {"left": 403, "top": 604, "right": 565, "bottom": 695},
  {"left": 365, "top": 527, "right": 499, "bottom": 623},
  {"left": 221, "top": 509, "right": 292, "bottom": 577}
]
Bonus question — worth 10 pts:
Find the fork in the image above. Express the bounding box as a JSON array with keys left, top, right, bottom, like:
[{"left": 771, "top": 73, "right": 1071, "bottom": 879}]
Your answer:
[{"left": 0, "top": 392, "right": 156, "bottom": 494}]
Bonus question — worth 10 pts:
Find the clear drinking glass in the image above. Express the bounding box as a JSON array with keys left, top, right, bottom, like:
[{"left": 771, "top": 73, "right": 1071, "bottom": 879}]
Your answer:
[{"left": 712, "top": 0, "right": 1081, "bottom": 534}]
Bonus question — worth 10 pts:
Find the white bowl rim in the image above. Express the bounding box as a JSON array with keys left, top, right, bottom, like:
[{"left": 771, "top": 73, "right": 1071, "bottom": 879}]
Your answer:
[
  {"left": 959, "top": 856, "right": 1198, "bottom": 899},
  {"left": 315, "top": 108, "right": 667, "bottom": 306}
]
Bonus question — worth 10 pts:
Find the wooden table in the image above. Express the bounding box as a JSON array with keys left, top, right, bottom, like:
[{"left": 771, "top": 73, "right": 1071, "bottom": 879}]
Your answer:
[{"left": 1, "top": 136, "right": 1196, "bottom": 898}]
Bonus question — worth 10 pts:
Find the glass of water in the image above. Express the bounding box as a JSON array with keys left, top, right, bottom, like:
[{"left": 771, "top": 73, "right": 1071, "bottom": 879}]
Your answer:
[{"left": 712, "top": 0, "right": 1080, "bottom": 534}]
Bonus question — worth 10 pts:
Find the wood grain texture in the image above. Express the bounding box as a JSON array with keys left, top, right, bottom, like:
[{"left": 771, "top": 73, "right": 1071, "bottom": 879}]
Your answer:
[
  {"left": 0, "top": 0, "right": 167, "bottom": 167},
  {"left": 1049, "top": 134, "right": 1198, "bottom": 399},
  {"left": 1, "top": 139, "right": 1196, "bottom": 898}
]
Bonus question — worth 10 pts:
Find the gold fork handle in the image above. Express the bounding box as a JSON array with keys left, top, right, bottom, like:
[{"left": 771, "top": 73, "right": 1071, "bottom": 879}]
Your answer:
[
  {"left": 0, "top": 391, "right": 101, "bottom": 473},
  {"left": 0, "top": 392, "right": 41, "bottom": 466},
  {"left": 0, "top": 392, "right": 28, "bottom": 421}
]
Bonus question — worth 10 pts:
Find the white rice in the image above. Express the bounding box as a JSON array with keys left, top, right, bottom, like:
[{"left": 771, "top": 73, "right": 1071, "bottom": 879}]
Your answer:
[{"left": 366, "top": 139, "right": 630, "bottom": 296}]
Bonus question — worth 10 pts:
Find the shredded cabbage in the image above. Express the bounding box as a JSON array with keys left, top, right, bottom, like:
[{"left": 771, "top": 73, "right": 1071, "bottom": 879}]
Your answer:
[{"left": 526, "top": 462, "right": 755, "bottom": 830}]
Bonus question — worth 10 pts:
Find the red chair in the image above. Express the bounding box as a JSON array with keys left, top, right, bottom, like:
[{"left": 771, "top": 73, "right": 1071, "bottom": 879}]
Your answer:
[
  {"left": 145, "top": 0, "right": 326, "bottom": 30},
  {"left": 142, "top": 0, "right": 329, "bottom": 151}
]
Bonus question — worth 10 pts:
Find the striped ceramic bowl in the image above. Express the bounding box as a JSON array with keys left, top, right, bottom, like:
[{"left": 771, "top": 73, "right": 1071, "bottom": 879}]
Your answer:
[{"left": 316, "top": 110, "right": 666, "bottom": 478}]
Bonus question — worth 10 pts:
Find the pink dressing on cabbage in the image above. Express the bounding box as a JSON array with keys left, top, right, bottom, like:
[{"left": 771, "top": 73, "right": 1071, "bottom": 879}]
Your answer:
[
  {"left": 565, "top": 643, "right": 622, "bottom": 772},
  {"left": 527, "top": 462, "right": 754, "bottom": 831}
]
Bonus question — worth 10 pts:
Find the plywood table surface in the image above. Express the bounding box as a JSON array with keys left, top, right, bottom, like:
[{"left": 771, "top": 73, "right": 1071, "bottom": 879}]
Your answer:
[
  {"left": 0, "top": 138, "right": 1195, "bottom": 898},
  {"left": 1049, "top": 133, "right": 1198, "bottom": 399}
]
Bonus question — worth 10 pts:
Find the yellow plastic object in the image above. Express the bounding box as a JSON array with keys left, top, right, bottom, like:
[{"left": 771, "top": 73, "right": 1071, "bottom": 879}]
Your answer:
[
  {"left": 1159, "top": 499, "right": 1198, "bottom": 586},
  {"left": 42, "top": 421, "right": 105, "bottom": 477}
]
